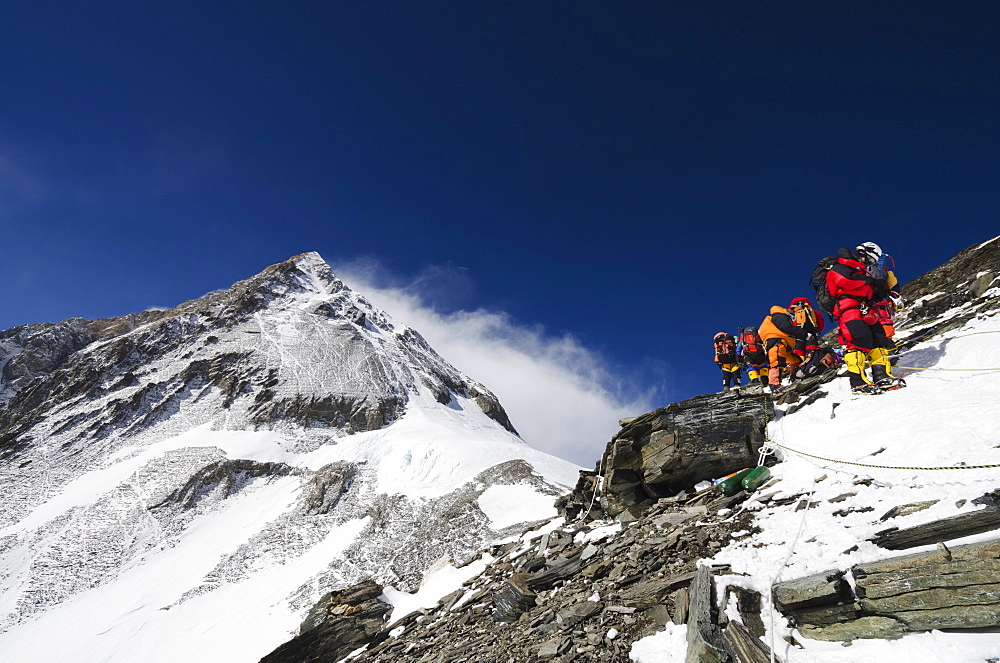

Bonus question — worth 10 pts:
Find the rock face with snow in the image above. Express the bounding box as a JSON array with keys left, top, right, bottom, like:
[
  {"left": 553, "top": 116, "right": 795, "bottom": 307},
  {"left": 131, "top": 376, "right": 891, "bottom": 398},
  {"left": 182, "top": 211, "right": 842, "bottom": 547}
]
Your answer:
[
  {"left": 337, "top": 486, "right": 757, "bottom": 663},
  {"left": 773, "top": 534, "right": 1000, "bottom": 641},
  {"left": 0, "top": 253, "right": 515, "bottom": 450},
  {"left": 261, "top": 580, "right": 391, "bottom": 663},
  {"left": 895, "top": 235, "right": 1000, "bottom": 342},
  {"left": 0, "top": 253, "right": 579, "bottom": 662}
]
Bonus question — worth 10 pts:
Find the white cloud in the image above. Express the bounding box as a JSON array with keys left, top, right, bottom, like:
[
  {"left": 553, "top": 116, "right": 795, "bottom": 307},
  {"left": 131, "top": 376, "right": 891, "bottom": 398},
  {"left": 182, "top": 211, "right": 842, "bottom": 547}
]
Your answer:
[{"left": 332, "top": 259, "right": 660, "bottom": 467}]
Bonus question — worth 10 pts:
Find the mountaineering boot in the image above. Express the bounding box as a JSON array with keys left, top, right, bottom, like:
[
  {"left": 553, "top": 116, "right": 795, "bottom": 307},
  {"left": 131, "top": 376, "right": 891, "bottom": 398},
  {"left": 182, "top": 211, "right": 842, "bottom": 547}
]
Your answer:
[
  {"left": 870, "top": 363, "right": 906, "bottom": 391},
  {"left": 844, "top": 349, "right": 872, "bottom": 391},
  {"left": 851, "top": 384, "right": 882, "bottom": 396},
  {"left": 876, "top": 376, "right": 907, "bottom": 391},
  {"left": 868, "top": 348, "right": 907, "bottom": 391}
]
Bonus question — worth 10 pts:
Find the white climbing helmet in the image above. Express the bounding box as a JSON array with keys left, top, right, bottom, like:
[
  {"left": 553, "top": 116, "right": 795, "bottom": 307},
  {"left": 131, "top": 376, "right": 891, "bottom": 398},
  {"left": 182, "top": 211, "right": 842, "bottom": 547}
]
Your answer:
[{"left": 856, "top": 241, "right": 883, "bottom": 264}]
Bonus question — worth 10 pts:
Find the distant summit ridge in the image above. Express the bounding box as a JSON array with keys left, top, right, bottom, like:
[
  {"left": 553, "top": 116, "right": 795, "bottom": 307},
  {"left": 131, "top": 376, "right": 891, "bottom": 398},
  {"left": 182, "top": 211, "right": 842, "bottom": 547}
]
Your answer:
[{"left": 0, "top": 252, "right": 515, "bottom": 460}]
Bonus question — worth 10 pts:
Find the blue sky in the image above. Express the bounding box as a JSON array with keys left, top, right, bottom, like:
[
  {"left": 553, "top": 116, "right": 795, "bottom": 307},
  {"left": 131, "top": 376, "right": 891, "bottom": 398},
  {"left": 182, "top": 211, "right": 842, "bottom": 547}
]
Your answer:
[{"left": 2, "top": 2, "right": 998, "bottom": 462}]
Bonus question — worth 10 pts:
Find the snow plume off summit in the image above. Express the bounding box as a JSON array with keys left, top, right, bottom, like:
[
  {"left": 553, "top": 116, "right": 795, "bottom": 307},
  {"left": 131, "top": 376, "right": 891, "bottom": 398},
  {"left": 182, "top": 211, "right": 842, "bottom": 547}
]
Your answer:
[{"left": 0, "top": 252, "right": 580, "bottom": 663}]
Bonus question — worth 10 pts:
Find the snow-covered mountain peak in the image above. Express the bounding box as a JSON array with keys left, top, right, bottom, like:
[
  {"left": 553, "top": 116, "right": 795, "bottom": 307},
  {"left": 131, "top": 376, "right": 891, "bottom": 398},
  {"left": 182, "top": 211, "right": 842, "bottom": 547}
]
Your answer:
[{"left": 0, "top": 255, "right": 579, "bottom": 662}]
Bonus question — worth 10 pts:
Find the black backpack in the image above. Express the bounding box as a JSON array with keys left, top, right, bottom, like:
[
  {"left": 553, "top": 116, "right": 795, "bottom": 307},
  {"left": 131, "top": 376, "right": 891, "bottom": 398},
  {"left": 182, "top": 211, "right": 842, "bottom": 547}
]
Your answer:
[
  {"left": 809, "top": 257, "right": 839, "bottom": 319},
  {"left": 713, "top": 333, "right": 738, "bottom": 364}
]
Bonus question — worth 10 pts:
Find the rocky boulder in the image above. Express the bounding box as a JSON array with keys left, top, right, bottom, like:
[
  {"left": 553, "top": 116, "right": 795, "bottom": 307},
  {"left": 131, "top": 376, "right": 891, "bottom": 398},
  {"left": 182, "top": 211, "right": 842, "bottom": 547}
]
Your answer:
[
  {"left": 558, "top": 389, "right": 773, "bottom": 522},
  {"left": 773, "top": 537, "right": 1000, "bottom": 641},
  {"left": 261, "top": 580, "right": 391, "bottom": 663}
]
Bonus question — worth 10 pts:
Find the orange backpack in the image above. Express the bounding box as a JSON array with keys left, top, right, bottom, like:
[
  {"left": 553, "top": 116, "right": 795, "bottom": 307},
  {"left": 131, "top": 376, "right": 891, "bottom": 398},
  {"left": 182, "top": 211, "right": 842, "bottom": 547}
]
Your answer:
[{"left": 790, "top": 300, "right": 819, "bottom": 330}]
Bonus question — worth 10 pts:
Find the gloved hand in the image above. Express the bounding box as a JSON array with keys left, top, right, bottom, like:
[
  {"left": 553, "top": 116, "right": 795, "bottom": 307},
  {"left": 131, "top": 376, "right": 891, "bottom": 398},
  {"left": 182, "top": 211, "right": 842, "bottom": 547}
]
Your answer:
[{"left": 870, "top": 280, "right": 890, "bottom": 301}]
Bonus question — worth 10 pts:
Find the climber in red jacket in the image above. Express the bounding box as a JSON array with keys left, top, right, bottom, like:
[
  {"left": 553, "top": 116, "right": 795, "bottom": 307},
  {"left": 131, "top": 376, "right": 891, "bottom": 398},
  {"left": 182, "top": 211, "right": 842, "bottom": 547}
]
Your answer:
[{"left": 826, "top": 245, "right": 905, "bottom": 395}]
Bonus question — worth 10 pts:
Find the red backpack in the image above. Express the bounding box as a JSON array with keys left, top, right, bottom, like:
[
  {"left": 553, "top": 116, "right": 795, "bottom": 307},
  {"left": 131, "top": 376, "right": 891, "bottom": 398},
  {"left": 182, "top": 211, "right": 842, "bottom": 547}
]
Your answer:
[{"left": 739, "top": 326, "right": 766, "bottom": 365}]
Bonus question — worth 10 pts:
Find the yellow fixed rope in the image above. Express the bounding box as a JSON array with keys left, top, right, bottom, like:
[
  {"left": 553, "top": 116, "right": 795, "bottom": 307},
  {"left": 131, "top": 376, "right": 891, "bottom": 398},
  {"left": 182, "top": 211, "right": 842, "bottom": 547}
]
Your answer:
[{"left": 769, "top": 440, "right": 1000, "bottom": 471}]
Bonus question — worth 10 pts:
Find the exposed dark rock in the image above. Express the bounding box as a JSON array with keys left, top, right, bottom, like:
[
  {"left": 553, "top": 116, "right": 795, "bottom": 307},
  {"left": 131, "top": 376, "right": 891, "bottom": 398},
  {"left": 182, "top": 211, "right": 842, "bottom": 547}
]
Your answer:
[
  {"left": 872, "top": 507, "right": 1000, "bottom": 549},
  {"left": 331, "top": 481, "right": 757, "bottom": 663},
  {"left": 895, "top": 237, "right": 1000, "bottom": 347},
  {"left": 878, "top": 500, "right": 938, "bottom": 522},
  {"left": 493, "top": 572, "right": 536, "bottom": 622},
  {"left": 773, "top": 538, "right": 1000, "bottom": 641},
  {"left": 261, "top": 579, "right": 391, "bottom": 663},
  {"left": 722, "top": 620, "right": 773, "bottom": 663},
  {"left": 301, "top": 462, "right": 359, "bottom": 515},
  {"left": 151, "top": 458, "right": 298, "bottom": 510},
  {"left": 251, "top": 393, "right": 405, "bottom": 432},
  {"left": 686, "top": 565, "right": 729, "bottom": 662}
]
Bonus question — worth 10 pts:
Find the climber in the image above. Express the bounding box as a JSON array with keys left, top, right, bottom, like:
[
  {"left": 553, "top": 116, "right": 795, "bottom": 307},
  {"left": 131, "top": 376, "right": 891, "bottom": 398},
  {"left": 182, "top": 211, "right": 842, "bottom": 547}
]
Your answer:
[
  {"left": 788, "top": 297, "right": 825, "bottom": 358},
  {"left": 738, "top": 326, "right": 769, "bottom": 387},
  {"left": 713, "top": 331, "right": 742, "bottom": 392},
  {"left": 791, "top": 347, "right": 841, "bottom": 381},
  {"left": 758, "top": 306, "right": 809, "bottom": 393},
  {"left": 861, "top": 241, "right": 902, "bottom": 342},
  {"left": 826, "top": 243, "right": 906, "bottom": 395}
]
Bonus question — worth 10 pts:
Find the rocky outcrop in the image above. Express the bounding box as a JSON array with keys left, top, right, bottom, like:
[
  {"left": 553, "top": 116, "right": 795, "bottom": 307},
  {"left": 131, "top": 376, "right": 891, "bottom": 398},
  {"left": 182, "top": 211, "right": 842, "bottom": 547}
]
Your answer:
[
  {"left": 261, "top": 580, "right": 392, "bottom": 663},
  {"left": 773, "top": 537, "right": 1000, "bottom": 641},
  {"left": 872, "top": 506, "right": 1000, "bottom": 550},
  {"left": 300, "top": 462, "right": 360, "bottom": 516},
  {"left": 558, "top": 389, "right": 773, "bottom": 522},
  {"left": 325, "top": 485, "right": 762, "bottom": 663},
  {"left": 895, "top": 236, "right": 1000, "bottom": 345},
  {"left": 150, "top": 458, "right": 299, "bottom": 510}
]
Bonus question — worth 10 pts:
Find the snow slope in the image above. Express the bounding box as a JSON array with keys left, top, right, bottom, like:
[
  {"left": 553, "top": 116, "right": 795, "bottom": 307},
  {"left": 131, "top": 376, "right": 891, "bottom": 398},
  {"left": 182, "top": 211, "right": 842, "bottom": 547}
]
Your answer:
[
  {"left": 633, "top": 305, "right": 1000, "bottom": 661},
  {"left": 0, "top": 396, "right": 576, "bottom": 663}
]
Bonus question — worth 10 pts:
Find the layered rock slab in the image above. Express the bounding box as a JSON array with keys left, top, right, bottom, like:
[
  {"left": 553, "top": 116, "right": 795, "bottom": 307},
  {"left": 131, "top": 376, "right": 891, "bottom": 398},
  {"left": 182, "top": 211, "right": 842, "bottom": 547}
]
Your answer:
[{"left": 559, "top": 389, "right": 773, "bottom": 522}]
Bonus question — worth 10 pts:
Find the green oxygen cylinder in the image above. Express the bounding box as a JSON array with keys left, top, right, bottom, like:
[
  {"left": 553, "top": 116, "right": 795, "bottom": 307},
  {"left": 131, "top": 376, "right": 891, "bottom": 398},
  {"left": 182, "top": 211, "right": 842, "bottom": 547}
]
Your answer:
[
  {"left": 741, "top": 466, "right": 771, "bottom": 492},
  {"left": 716, "top": 468, "right": 754, "bottom": 496}
]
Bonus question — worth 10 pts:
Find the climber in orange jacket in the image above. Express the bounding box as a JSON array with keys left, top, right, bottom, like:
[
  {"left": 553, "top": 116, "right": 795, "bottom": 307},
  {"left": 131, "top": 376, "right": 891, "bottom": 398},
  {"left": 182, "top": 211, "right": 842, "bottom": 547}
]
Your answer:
[{"left": 759, "top": 306, "right": 810, "bottom": 392}]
